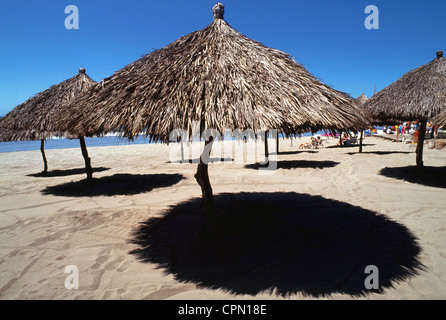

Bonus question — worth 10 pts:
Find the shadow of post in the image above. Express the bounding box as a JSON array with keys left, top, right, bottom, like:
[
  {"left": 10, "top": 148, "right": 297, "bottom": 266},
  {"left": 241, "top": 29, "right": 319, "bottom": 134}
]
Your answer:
[{"left": 129, "top": 192, "right": 423, "bottom": 298}]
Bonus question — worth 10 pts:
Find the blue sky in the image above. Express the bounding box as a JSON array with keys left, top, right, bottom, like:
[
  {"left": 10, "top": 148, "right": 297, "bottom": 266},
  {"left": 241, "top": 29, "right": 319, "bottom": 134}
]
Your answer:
[{"left": 1, "top": 0, "right": 445, "bottom": 116}]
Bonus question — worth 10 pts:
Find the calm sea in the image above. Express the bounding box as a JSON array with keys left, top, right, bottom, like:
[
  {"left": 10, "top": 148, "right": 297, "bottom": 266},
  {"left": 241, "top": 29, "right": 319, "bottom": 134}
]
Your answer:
[
  {"left": 0, "top": 129, "right": 376, "bottom": 153},
  {"left": 0, "top": 136, "right": 153, "bottom": 153}
]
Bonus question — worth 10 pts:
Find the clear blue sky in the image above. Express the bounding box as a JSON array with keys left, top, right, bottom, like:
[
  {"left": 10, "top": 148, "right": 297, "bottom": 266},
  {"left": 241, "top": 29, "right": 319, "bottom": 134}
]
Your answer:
[{"left": 1, "top": 0, "right": 445, "bottom": 116}]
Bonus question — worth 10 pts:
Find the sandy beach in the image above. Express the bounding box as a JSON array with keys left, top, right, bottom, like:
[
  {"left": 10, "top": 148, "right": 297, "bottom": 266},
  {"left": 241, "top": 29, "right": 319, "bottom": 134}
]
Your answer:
[{"left": 0, "top": 135, "right": 445, "bottom": 300}]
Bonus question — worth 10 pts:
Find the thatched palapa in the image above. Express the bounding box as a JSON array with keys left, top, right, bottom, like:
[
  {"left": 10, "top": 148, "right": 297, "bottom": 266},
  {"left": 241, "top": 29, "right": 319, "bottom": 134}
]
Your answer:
[
  {"left": 364, "top": 51, "right": 446, "bottom": 122},
  {"left": 432, "top": 110, "right": 446, "bottom": 129},
  {"left": 0, "top": 69, "right": 97, "bottom": 178},
  {"left": 60, "top": 3, "right": 369, "bottom": 218},
  {"left": 364, "top": 51, "right": 446, "bottom": 168},
  {"left": 63, "top": 5, "right": 368, "bottom": 139},
  {"left": 354, "top": 93, "right": 369, "bottom": 106},
  {"left": 353, "top": 93, "right": 370, "bottom": 153}
]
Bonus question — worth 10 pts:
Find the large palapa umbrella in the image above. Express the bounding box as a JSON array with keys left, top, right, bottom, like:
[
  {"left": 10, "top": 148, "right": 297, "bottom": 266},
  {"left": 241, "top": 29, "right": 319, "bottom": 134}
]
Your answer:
[
  {"left": 62, "top": 3, "right": 369, "bottom": 219},
  {"left": 0, "top": 68, "right": 97, "bottom": 179},
  {"left": 364, "top": 51, "right": 446, "bottom": 168}
]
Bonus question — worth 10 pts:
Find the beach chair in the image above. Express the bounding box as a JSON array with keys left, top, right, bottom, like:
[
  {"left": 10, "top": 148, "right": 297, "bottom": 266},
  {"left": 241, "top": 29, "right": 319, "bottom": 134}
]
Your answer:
[
  {"left": 298, "top": 137, "right": 319, "bottom": 149},
  {"left": 298, "top": 141, "right": 313, "bottom": 149},
  {"left": 343, "top": 136, "right": 358, "bottom": 146}
]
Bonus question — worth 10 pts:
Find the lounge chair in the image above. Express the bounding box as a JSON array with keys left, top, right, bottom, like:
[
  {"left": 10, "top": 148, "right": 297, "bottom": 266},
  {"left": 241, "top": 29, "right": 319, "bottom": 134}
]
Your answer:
[{"left": 343, "top": 136, "right": 358, "bottom": 146}]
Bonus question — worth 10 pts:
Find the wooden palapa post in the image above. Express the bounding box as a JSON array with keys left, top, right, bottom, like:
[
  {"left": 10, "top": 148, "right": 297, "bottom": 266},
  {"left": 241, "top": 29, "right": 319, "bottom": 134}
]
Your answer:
[
  {"left": 416, "top": 118, "right": 427, "bottom": 170},
  {"left": 79, "top": 136, "right": 93, "bottom": 180},
  {"left": 195, "top": 138, "right": 215, "bottom": 220},
  {"left": 264, "top": 131, "right": 269, "bottom": 161},
  {"left": 40, "top": 139, "right": 48, "bottom": 173},
  {"left": 359, "top": 131, "right": 364, "bottom": 153}
]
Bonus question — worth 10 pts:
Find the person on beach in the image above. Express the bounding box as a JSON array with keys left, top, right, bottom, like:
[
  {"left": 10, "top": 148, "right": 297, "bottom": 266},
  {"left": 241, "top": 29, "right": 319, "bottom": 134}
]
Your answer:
[
  {"left": 298, "top": 137, "right": 314, "bottom": 149},
  {"left": 336, "top": 133, "right": 349, "bottom": 145}
]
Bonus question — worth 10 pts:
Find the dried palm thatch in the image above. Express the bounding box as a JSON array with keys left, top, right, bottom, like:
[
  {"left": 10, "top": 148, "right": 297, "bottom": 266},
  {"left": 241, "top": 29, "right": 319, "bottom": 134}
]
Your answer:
[
  {"left": 364, "top": 52, "right": 446, "bottom": 123},
  {"left": 60, "top": 3, "right": 370, "bottom": 218},
  {"left": 432, "top": 110, "right": 446, "bottom": 129},
  {"left": 61, "top": 5, "right": 369, "bottom": 140},
  {"left": 0, "top": 69, "right": 97, "bottom": 178},
  {"left": 364, "top": 51, "right": 446, "bottom": 169},
  {"left": 0, "top": 69, "right": 96, "bottom": 141},
  {"left": 354, "top": 93, "right": 369, "bottom": 106}
]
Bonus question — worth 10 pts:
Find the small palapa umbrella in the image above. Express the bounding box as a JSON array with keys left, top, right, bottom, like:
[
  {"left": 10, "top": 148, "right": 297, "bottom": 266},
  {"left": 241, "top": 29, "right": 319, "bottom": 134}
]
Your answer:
[
  {"left": 61, "top": 3, "right": 369, "bottom": 219},
  {"left": 354, "top": 93, "right": 369, "bottom": 106},
  {"left": 0, "top": 68, "right": 97, "bottom": 179},
  {"left": 432, "top": 110, "right": 446, "bottom": 129},
  {"left": 364, "top": 51, "right": 446, "bottom": 168},
  {"left": 353, "top": 93, "right": 370, "bottom": 153}
]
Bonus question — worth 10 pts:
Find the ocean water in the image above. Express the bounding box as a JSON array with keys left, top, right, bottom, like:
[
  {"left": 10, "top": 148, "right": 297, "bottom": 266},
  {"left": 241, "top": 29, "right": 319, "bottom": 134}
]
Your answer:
[
  {"left": 0, "top": 136, "right": 153, "bottom": 153},
  {"left": 0, "top": 129, "right": 376, "bottom": 153}
]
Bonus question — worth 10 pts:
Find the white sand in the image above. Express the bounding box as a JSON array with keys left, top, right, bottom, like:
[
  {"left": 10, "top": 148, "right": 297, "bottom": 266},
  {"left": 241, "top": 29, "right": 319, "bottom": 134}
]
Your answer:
[{"left": 0, "top": 135, "right": 445, "bottom": 300}]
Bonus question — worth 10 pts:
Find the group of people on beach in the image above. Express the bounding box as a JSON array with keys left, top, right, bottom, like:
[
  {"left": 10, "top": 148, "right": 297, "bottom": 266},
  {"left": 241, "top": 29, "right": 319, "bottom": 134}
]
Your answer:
[
  {"left": 335, "top": 132, "right": 358, "bottom": 146},
  {"left": 383, "top": 121, "right": 438, "bottom": 137},
  {"left": 298, "top": 136, "right": 324, "bottom": 149}
]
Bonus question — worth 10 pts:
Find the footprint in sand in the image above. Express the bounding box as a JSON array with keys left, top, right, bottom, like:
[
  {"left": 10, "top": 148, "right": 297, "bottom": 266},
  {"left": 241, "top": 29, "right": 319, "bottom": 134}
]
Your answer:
[
  {"left": 91, "top": 255, "right": 130, "bottom": 272},
  {"left": 91, "top": 256, "right": 106, "bottom": 270}
]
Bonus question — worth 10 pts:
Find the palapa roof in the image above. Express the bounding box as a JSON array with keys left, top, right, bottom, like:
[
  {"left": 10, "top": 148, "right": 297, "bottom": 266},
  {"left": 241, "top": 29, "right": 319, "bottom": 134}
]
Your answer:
[
  {"left": 364, "top": 51, "right": 446, "bottom": 123},
  {"left": 432, "top": 110, "right": 446, "bottom": 129},
  {"left": 354, "top": 93, "right": 369, "bottom": 106},
  {"left": 61, "top": 3, "right": 369, "bottom": 141},
  {"left": 353, "top": 92, "right": 388, "bottom": 125},
  {"left": 0, "top": 68, "right": 96, "bottom": 141}
]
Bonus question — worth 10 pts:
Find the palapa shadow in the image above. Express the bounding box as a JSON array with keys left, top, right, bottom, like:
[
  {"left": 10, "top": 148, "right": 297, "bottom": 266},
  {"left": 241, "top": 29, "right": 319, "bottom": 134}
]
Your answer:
[
  {"left": 129, "top": 192, "right": 423, "bottom": 298},
  {"left": 41, "top": 173, "right": 185, "bottom": 197},
  {"left": 346, "top": 151, "right": 412, "bottom": 156},
  {"left": 326, "top": 143, "right": 375, "bottom": 149},
  {"left": 28, "top": 167, "right": 109, "bottom": 178},
  {"left": 277, "top": 150, "right": 318, "bottom": 155},
  {"left": 245, "top": 160, "right": 339, "bottom": 170},
  {"left": 380, "top": 166, "right": 446, "bottom": 189},
  {"left": 169, "top": 158, "right": 234, "bottom": 164}
]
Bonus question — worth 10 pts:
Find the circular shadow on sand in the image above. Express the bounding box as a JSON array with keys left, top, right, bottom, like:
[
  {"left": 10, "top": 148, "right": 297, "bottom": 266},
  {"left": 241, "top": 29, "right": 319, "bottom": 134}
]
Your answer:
[
  {"left": 42, "top": 173, "right": 185, "bottom": 197},
  {"left": 380, "top": 166, "right": 446, "bottom": 189},
  {"left": 129, "top": 192, "right": 423, "bottom": 298}
]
